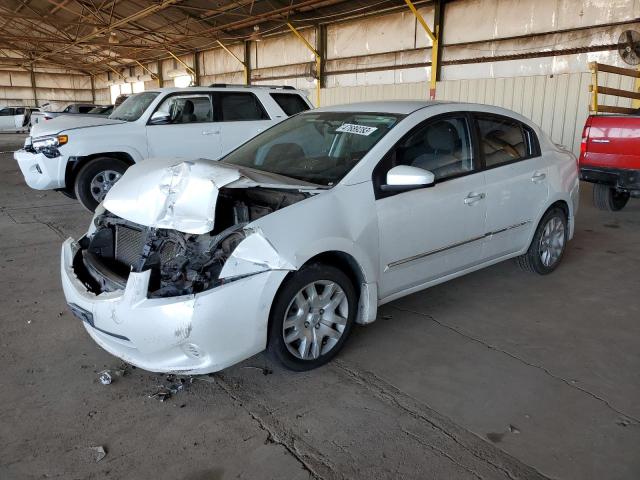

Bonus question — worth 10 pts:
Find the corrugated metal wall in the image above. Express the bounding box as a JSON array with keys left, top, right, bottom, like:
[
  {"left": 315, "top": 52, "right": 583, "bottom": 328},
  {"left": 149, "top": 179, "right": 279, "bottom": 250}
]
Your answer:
[{"left": 321, "top": 71, "right": 634, "bottom": 156}]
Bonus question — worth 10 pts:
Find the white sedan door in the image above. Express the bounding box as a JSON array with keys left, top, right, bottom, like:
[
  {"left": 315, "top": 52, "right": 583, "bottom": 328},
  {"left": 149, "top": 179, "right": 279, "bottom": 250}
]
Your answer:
[
  {"left": 475, "top": 114, "right": 549, "bottom": 260},
  {"left": 375, "top": 115, "right": 487, "bottom": 299},
  {"left": 146, "top": 93, "right": 221, "bottom": 160},
  {"left": 214, "top": 92, "right": 274, "bottom": 156}
]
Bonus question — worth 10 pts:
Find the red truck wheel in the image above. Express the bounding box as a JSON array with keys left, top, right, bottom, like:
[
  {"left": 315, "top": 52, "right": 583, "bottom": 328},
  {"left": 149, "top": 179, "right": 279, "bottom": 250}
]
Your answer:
[{"left": 593, "top": 184, "right": 629, "bottom": 212}]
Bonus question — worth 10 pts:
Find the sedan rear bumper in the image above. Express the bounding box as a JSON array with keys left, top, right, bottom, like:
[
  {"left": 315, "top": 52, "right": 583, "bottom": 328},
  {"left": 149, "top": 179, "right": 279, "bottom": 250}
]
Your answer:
[{"left": 60, "top": 238, "right": 288, "bottom": 374}]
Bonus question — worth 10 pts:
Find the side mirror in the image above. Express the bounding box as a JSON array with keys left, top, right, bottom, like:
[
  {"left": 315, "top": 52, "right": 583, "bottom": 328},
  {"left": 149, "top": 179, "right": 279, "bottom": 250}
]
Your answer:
[
  {"left": 149, "top": 111, "right": 170, "bottom": 125},
  {"left": 381, "top": 165, "right": 435, "bottom": 192}
]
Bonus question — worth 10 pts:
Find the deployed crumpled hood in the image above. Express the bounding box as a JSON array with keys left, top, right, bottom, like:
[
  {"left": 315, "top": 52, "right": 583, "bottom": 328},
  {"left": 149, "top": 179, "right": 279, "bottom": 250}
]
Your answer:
[
  {"left": 103, "top": 157, "right": 318, "bottom": 234},
  {"left": 31, "top": 115, "right": 125, "bottom": 137}
]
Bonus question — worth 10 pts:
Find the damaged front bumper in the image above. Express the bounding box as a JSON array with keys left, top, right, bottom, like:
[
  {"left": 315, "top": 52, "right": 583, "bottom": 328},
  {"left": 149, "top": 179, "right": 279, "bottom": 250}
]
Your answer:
[
  {"left": 61, "top": 238, "right": 289, "bottom": 374},
  {"left": 14, "top": 149, "right": 67, "bottom": 190}
]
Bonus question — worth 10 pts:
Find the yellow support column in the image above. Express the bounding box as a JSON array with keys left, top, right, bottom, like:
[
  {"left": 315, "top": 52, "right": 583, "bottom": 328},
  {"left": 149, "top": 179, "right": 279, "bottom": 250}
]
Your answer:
[
  {"left": 134, "top": 60, "right": 160, "bottom": 87},
  {"left": 589, "top": 62, "right": 599, "bottom": 114},
  {"left": 287, "top": 22, "right": 321, "bottom": 107},
  {"left": 405, "top": 0, "right": 439, "bottom": 100},
  {"left": 217, "top": 40, "right": 249, "bottom": 85},
  {"left": 166, "top": 50, "right": 196, "bottom": 83}
]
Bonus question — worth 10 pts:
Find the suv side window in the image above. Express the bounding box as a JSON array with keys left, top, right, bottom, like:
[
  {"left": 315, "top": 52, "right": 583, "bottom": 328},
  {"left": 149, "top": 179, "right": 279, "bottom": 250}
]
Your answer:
[
  {"left": 215, "top": 92, "right": 269, "bottom": 121},
  {"left": 476, "top": 115, "right": 537, "bottom": 168},
  {"left": 373, "top": 115, "right": 474, "bottom": 198},
  {"left": 154, "top": 94, "right": 213, "bottom": 124},
  {"left": 269, "top": 93, "right": 310, "bottom": 116}
]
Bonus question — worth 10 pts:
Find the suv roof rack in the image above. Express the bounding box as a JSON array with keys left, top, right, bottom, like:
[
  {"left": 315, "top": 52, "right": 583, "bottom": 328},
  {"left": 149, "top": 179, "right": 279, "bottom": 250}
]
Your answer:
[{"left": 206, "top": 83, "right": 296, "bottom": 90}]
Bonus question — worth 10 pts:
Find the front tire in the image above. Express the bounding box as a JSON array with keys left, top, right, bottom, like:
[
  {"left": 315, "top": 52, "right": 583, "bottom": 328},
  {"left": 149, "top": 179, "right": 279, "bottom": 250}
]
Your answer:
[
  {"left": 74, "top": 157, "right": 128, "bottom": 212},
  {"left": 517, "top": 207, "right": 568, "bottom": 275},
  {"left": 267, "top": 264, "right": 356, "bottom": 371},
  {"left": 593, "top": 184, "right": 629, "bottom": 211}
]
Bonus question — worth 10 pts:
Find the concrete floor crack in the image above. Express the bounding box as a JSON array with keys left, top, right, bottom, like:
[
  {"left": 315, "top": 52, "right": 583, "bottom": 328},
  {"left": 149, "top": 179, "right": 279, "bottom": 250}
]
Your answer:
[
  {"left": 401, "top": 428, "right": 486, "bottom": 480},
  {"left": 4, "top": 210, "right": 67, "bottom": 239},
  {"left": 333, "top": 361, "right": 547, "bottom": 480},
  {"left": 197, "top": 375, "right": 335, "bottom": 480},
  {"left": 393, "top": 306, "right": 640, "bottom": 425}
]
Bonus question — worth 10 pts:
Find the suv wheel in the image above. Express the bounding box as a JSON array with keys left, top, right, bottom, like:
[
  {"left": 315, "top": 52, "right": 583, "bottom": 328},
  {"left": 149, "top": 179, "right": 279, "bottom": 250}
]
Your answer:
[
  {"left": 517, "top": 207, "right": 568, "bottom": 275},
  {"left": 593, "top": 184, "right": 629, "bottom": 211},
  {"left": 74, "top": 157, "right": 128, "bottom": 212},
  {"left": 267, "top": 264, "right": 356, "bottom": 371}
]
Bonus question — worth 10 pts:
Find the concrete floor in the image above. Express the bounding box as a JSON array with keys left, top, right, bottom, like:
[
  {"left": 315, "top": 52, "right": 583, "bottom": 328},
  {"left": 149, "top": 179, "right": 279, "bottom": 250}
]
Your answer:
[{"left": 1, "top": 132, "right": 638, "bottom": 480}]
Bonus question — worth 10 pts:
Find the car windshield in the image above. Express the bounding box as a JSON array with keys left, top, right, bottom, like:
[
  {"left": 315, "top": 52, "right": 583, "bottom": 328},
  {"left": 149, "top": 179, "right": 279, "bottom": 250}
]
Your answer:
[
  {"left": 222, "top": 111, "right": 403, "bottom": 186},
  {"left": 109, "top": 92, "right": 159, "bottom": 121}
]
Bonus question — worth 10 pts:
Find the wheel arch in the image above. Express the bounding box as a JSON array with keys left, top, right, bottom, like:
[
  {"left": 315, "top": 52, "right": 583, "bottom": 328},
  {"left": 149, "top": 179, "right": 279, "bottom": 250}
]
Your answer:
[
  {"left": 270, "top": 250, "right": 378, "bottom": 329},
  {"left": 523, "top": 197, "right": 572, "bottom": 255},
  {"left": 64, "top": 152, "right": 136, "bottom": 194}
]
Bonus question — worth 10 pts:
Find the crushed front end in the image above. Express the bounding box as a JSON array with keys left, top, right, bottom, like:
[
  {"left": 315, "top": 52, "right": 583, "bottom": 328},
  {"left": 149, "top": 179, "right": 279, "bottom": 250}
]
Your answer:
[{"left": 61, "top": 186, "right": 308, "bottom": 373}]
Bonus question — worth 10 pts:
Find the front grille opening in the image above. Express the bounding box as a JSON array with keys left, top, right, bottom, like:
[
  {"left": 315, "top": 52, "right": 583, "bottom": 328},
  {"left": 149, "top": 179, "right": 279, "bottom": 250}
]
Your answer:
[{"left": 115, "top": 225, "right": 146, "bottom": 267}]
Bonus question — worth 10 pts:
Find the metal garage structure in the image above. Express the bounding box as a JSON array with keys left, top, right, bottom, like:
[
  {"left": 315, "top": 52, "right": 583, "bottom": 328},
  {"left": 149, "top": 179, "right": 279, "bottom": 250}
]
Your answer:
[{"left": 1, "top": 0, "right": 639, "bottom": 154}]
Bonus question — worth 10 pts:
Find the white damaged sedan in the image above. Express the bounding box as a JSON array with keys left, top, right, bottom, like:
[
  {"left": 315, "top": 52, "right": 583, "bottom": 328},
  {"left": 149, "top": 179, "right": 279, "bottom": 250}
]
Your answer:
[{"left": 61, "top": 101, "right": 579, "bottom": 373}]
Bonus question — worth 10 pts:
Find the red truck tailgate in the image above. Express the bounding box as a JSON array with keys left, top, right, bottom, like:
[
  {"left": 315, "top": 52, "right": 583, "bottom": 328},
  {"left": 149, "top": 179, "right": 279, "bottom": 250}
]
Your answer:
[{"left": 580, "top": 115, "right": 640, "bottom": 170}]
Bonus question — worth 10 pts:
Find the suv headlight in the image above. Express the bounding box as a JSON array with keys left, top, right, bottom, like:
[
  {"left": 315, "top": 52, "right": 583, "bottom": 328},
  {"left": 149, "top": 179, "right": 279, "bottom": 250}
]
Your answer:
[{"left": 32, "top": 134, "right": 68, "bottom": 157}]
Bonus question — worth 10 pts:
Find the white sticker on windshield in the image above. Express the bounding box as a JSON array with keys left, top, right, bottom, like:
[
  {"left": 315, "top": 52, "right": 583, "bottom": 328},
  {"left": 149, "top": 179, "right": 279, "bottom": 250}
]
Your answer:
[{"left": 336, "top": 123, "right": 378, "bottom": 136}]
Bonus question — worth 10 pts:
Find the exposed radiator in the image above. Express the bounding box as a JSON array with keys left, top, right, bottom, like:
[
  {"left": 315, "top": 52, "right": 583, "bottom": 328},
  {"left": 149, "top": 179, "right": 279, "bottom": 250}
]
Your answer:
[{"left": 114, "top": 225, "right": 146, "bottom": 267}]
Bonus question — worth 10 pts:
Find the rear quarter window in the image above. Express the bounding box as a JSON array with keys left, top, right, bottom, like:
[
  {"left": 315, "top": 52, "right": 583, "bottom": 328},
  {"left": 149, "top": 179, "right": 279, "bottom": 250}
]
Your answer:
[
  {"left": 270, "top": 93, "right": 310, "bottom": 116},
  {"left": 216, "top": 92, "right": 269, "bottom": 121},
  {"left": 475, "top": 114, "right": 540, "bottom": 168}
]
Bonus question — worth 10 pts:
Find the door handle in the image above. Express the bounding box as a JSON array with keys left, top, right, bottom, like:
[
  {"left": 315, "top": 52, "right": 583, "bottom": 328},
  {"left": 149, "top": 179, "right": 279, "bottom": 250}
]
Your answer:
[
  {"left": 202, "top": 129, "right": 219, "bottom": 135},
  {"left": 531, "top": 172, "right": 546, "bottom": 183},
  {"left": 464, "top": 192, "right": 486, "bottom": 205},
  {"left": 591, "top": 139, "right": 610, "bottom": 144}
]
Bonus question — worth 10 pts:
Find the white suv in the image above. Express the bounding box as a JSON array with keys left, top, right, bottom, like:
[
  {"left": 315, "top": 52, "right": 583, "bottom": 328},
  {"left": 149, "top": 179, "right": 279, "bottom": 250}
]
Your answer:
[{"left": 15, "top": 85, "right": 312, "bottom": 211}]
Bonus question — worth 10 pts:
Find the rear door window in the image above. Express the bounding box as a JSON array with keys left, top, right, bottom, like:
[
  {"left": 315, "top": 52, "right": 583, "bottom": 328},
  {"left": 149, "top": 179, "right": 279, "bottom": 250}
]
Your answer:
[
  {"left": 215, "top": 92, "right": 269, "bottom": 121},
  {"left": 476, "top": 115, "right": 532, "bottom": 168},
  {"left": 269, "top": 93, "right": 310, "bottom": 116}
]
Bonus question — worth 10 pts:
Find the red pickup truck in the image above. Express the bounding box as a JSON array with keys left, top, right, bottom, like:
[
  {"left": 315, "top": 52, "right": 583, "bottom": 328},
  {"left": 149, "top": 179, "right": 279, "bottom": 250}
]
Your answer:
[{"left": 579, "top": 114, "right": 640, "bottom": 211}]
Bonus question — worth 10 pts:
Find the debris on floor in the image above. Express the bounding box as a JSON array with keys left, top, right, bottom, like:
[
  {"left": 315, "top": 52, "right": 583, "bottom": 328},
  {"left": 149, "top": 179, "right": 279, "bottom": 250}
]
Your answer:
[
  {"left": 241, "top": 365, "right": 273, "bottom": 376},
  {"left": 90, "top": 446, "right": 107, "bottom": 462},
  {"left": 98, "top": 371, "right": 112, "bottom": 385},
  {"left": 148, "top": 375, "right": 193, "bottom": 402},
  {"left": 97, "top": 363, "right": 132, "bottom": 385}
]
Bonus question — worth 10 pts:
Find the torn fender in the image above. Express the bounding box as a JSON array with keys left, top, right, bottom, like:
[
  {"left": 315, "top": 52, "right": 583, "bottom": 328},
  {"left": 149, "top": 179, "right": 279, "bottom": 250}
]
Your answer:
[{"left": 219, "top": 228, "right": 296, "bottom": 279}]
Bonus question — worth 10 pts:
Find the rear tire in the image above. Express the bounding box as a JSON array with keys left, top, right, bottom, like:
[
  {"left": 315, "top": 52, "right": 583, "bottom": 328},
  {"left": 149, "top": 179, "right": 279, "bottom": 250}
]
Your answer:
[
  {"left": 593, "top": 184, "right": 629, "bottom": 211},
  {"left": 74, "top": 157, "right": 128, "bottom": 212},
  {"left": 517, "top": 207, "right": 568, "bottom": 275},
  {"left": 267, "top": 264, "right": 356, "bottom": 371}
]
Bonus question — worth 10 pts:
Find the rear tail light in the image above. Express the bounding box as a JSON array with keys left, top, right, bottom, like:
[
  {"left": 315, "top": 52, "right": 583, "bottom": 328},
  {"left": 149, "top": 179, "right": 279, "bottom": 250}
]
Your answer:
[{"left": 579, "top": 124, "right": 590, "bottom": 163}]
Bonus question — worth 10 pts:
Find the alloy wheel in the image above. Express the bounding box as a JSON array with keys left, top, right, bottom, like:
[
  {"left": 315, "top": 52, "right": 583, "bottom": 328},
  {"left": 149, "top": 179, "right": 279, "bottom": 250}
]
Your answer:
[
  {"left": 90, "top": 170, "right": 122, "bottom": 203},
  {"left": 538, "top": 216, "right": 565, "bottom": 267}
]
